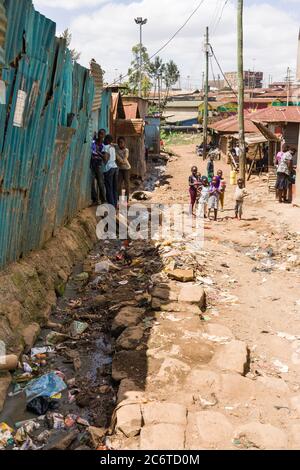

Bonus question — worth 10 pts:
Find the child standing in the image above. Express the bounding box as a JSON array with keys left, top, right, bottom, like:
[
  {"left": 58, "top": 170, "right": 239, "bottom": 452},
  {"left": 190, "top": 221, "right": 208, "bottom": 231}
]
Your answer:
[
  {"left": 235, "top": 178, "right": 248, "bottom": 220},
  {"left": 216, "top": 169, "right": 226, "bottom": 211},
  {"left": 207, "top": 155, "right": 214, "bottom": 182},
  {"left": 208, "top": 176, "right": 221, "bottom": 221},
  {"left": 199, "top": 176, "right": 210, "bottom": 218},
  {"left": 189, "top": 166, "right": 201, "bottom": 216}
]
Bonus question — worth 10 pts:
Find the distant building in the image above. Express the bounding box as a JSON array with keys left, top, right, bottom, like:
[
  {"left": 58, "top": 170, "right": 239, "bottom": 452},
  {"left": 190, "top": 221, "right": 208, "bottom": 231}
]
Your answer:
[
  {"left": 225, "top": 71, "right": 264, "bottom": 90},
  {"left": 297, "top": 28, "right": 300, "bottom": 83}
]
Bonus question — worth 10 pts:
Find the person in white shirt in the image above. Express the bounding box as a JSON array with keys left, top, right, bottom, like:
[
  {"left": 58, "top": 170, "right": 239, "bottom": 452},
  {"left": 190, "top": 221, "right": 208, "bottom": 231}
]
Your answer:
[
  {"left": 235, "top": 178, "right": 248, "bottom": 220},
  {"left": 103, "top": 134, "right": 119, "bottom": 207}
]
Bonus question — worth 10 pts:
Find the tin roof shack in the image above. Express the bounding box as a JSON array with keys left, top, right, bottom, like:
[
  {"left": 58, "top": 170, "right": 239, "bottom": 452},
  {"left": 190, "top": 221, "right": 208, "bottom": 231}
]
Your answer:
[
  {"left": 209, "top": 112, "right": 263, "bottom": 160},
  {"left": 115, "top": 119, "right": 146, "bottom": 179},
  {"left": 163, "top": 99, "right": 202, "bottom": 126},
  {"left": 123, "top": 96, "right": 148, "bottom": 120},
  {"left": 0, "top": 0, "right": 94, "bottom": 269},
  {"left": 100, "top": 91, "right": 147, "bottom": 179},
  {"left": 251, "top": 107, "right": 300, "bottom": 165}
]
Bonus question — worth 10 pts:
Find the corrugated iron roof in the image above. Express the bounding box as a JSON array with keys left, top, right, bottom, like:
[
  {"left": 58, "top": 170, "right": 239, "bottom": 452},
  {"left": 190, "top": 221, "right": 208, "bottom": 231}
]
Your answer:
[
  {"left": 165, "top": 100, "right": 202, "bottom": 108},
  {"left": 250, "top": 106, "right": 300, "bottom": 123},
  {"left": 90, "top": 59, "right": 103, "bottom": 112},
  {"left": 0, "top": 1, "right": 7, "bottom": 66},
  {"left": 123, "top": 102, "right": 139, "bottom": 120},
  {"left": 115, "top": 119, "right": 144, "bottom": 136},
  {"left": 209, "top": 112, "right": 259, "bottom": 133},
  {"left": 0, "top": 0, "right": 94, "bottom": 269}
]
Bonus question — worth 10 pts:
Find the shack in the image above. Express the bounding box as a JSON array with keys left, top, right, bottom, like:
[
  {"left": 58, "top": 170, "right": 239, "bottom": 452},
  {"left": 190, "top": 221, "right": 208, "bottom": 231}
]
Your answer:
[{"left": 99, "top": 90, "right": 147, "bottom": 179}]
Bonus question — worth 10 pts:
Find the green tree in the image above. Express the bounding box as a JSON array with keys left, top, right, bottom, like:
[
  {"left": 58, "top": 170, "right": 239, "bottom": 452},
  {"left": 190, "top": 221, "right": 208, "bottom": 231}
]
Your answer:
[
  {"left": 60, "top": 29, "right": 81, "bottom": 62},
  {"left": 163, "top": 60, "right": 180, "bottom": 99},
  {"left": 127, "top": 44, "right": 151, "bottom": 97}
]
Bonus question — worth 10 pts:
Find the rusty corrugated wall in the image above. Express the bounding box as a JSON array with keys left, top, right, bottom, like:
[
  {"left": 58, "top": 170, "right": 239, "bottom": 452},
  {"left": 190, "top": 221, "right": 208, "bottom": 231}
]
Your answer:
[{"left": 0, "top": 0, "right": 95, "bottom": 269}]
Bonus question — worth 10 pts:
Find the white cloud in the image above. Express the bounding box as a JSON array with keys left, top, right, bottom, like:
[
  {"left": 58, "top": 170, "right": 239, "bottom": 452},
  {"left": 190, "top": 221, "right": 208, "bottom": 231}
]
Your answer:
[
  {"left": 35, "top": 0, "right": 108, "bottom": 10},
  {"left": 36, "top": 0, "right": 300, "bottom": 86}
]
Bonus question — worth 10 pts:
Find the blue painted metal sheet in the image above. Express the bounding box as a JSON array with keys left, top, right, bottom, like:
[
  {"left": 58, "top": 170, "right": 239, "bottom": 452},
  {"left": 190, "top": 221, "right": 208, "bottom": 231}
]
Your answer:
[
  {"left": 0, "top": 0, "right": 94, "bottom": 269},
  {"left": 145, "top": 116, "right": 160, "bottom": 155}
]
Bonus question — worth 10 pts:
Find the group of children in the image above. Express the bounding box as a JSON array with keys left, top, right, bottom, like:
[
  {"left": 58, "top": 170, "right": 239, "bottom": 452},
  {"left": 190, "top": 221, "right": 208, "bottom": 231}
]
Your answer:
[
  {"left": 91, "top": 130, "right": 131, "bottom": 207},
  {"left": 189, "top": 164, "right": 248, "bottom": 221}
]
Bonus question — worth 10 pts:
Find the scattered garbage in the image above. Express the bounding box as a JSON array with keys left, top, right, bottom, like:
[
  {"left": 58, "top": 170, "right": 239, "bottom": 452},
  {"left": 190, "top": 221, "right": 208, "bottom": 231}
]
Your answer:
[
  {"left": 0, "top": 423, "right": 14, "bottom": 448},
  {"left": 131, "top": 190, "right": 152, "bottom": 201},
  {"left": 0, "top": 354, "right": 19, "bottom": 371},
  {"left": 46, "top": 331, "right": 69, "bottom": 345},
  {"left": 95, "top": 259, "right": 120, "bottom": 273},
  {"left": 27, "top": 396, "right": 60, "bottom": 415},
  {"left": 25, "top": 372, "right": 67, "bottom": 402},
  {"left": 31, "top": 346, "right": 54, "bottom": 357},
  {"left": 69, "top": 321, "right": 89, "bottom": 338},
  {"left": 74, "top": 272, "right": 89, "bottom": 282}
]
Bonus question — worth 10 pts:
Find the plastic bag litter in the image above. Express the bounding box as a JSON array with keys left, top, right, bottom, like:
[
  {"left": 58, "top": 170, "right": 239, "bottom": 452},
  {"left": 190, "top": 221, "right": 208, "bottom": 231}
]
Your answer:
[
  {"left": 69, "top": 321, "right": 89, "bottom": 337},
  {"left": 0, "top": 423, "right": 14, "bottom": 447},
  {"left": 95, "top": 259, "right": 120, "bottom": 273},
  {"left": 25, "top": 372, "right": 67, "bottom": 402},
  {"left": 26, "top": 396, "right": 60, "bottom": 415},
  {"left": 31, "top": 347, "right": 54, "bottom": 357}
]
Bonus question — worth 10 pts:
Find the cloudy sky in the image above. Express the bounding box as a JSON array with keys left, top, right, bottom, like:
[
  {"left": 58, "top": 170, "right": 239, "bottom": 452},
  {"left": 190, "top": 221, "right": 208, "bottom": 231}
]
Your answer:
[{"left": 33, "top": 0, "right": 300, "bottom": 89}]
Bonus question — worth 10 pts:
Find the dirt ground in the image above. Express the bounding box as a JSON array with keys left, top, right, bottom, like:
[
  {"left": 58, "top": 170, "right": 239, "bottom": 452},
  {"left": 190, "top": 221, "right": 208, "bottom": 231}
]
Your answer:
[
  {"left": 108, "top": 143, "right": 300, "bottom": 451},
  {"left": 2, "top": 142, "right": 300, "bottom": 451}
]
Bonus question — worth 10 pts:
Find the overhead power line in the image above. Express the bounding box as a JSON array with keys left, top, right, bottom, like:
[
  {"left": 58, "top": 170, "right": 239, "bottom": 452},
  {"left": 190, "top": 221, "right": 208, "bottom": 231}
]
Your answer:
[
  {"left": 209, "top": 44, "right": 238, "bottom": 98},
  {"left": 107, "top": 0, "right": 207, "bottom": 87},
  {"left": 212, "top": 0, "right": 229, "bottom": 35}
]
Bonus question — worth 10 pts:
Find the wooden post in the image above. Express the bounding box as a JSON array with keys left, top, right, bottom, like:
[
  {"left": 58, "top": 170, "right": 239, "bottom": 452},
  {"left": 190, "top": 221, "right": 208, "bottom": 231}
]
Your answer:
[
  {"left": 203, "top": 26, "right": 209, "bottom": 159},
  {"left": 237, "top": 0, "right": 246, "bottom": 183}
]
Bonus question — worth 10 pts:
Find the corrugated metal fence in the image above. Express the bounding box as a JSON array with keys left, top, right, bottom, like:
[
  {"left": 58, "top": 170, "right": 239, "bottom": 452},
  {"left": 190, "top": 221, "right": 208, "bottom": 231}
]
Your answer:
[{"left": 0, "top": 0, "right": 94, "bottom": 269}]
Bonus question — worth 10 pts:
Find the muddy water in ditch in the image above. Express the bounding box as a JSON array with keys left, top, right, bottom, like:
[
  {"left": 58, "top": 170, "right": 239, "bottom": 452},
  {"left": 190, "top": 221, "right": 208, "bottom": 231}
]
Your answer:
[{"left": 0, "top": 241, "right": 119, "bottom": 446}]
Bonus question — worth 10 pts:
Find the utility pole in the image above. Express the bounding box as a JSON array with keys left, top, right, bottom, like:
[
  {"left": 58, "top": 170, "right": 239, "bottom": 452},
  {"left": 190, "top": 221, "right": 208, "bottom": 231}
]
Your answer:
[
  {"left": 237, "top": 0, "right": 246, "bottom": 182},
  {"left": 134, "top": 17, "right": 147, "bottom": 97},
  {"left": 203, "top": 26, "right": 209, "bottom": 160},
  {"left": 286, "top": 66, "right": 291, "bottom": 106}
]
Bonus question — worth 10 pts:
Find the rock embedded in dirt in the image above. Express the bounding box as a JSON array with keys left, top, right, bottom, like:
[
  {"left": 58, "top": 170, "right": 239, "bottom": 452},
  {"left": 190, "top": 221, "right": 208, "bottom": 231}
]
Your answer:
[
  {"left": 142, "top": 403, "right": 187, "bottom": 427},
  {"left": 168, "top": 269, "right": 195, "bottom": 283},
  {"left": 88, "top": 426, "right": 106, "bottom": 448},
  {"left": 160, "top": 302, "right": 201, "bottom": 314},
  {"left": 178, "top": 284, "right": 206, "bottom": 307},
  {"left": 116, "top": 403, "right": 142, "bottom": 438},
  {"left": 185, "top": 369, "right": 221, "bottom": 394},
  {"left": 0, "top": 354, "right": 18, "bottom": 371},
  {"left": 22, "top": 323, "right": 41, "bottom": 352},
  {"left": 140, "top": 423, "right": 185, "bottom": 450},
  {"left": 117, "top": 379, "right": 142, "bottom": 403},
  {"left": 151, "top": 286, "right": 178, "bottom": 302},
  {"left": 186, "top": 411, "right": 233, "bottom": 448},
  {"left": 233, "top": 422, "right": 288, "bottom": 450},
  {"left": 203, "top": 324, "right": 234, "bottom": 343},
  {"left": 0, "top": 372, "right": 11, "bottom": 412},
  {"left": 257, "top": 376, "right": 290, "bottom": 394},
  {"left": 112, "top": 307, "right": 145, "bottom": 337},
  {"left": 44, "top": 429, "right": 79, "bottom": 450},
  {"left": 116, "top": 325, "right": 145, "bottom": 351},
  {"left": 211, "top": 340, "right": 249, "bottom": 375}
]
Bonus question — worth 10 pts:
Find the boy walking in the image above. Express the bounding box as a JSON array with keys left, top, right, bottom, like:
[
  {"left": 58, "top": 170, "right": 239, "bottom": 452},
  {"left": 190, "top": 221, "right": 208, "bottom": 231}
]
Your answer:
[{"left": 235, "top": 178, "right": 248, "bottom": 220}]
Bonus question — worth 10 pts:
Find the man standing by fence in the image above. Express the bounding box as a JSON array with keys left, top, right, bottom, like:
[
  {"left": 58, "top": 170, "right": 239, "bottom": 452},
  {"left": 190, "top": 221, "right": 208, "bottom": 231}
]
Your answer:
[{"left": 91, "top": 129, "right": 107, "bottom": 205}]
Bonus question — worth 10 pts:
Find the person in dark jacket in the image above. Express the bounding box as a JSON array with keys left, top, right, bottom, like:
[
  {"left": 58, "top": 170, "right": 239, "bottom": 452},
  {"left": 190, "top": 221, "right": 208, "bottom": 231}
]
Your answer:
[{"left": 91, "top": 129, "right": 107, "bottom": 204}]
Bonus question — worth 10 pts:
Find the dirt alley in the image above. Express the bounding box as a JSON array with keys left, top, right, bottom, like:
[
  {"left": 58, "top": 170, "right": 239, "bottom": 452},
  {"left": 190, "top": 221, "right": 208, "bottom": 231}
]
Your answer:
[{"left": 2, "top": 142, "right": 300, "bottom": 451}]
